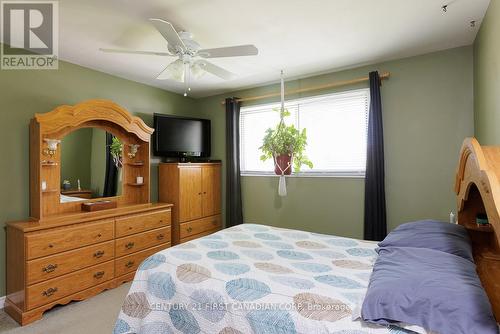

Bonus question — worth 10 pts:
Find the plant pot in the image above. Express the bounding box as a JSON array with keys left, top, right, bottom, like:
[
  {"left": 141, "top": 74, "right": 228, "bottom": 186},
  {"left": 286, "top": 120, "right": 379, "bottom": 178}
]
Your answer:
[{"left": 274, "top": 154, "right": 292, "bottom": 175}]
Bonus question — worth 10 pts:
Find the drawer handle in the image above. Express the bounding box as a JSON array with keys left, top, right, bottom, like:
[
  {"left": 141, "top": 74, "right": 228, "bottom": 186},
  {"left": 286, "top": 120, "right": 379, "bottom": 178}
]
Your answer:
[
  {"left": 125, "top": 242, "right": 135, "bottom": 250},
  {"left": 97, "top": 233, "right": 102, "bottom": 238},
  {"left": 48, "top": 243, "right": 54, "bottom": 248},
  {"left": 42, "top": 287, "right": 58, "bottom": 297},
  {"left": 157, "top": 234, "right": 165, "bottom": 240},
  {"left": 42, "top": 264, "right": 58, "bottom": 273},
  {"left": 93, "top": 250, "right": 105, "bottom": 258},
  {"left": 125, "top": 261, "right": 135, "bottom": 268},
  {"left": 186, "top": 227, "right": 193, "bottom": 233},
  {"left": 203, "top": 191, "right": 207, "bottom": 194},
  {"left": 198, "top": 192, "right": 202, "bottom": 195},
  {"left": 94, "top": 271, "right": 105, "bottom": 279}
]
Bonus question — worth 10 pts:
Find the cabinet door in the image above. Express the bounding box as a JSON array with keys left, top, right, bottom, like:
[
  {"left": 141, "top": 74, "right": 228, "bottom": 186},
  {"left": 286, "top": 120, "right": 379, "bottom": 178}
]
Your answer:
[
  {"left": 202, "top": 166, "right": 221, "bottom": 217},
  {"left": 179, "top": 167, "right": 202, "bottom": 222}
]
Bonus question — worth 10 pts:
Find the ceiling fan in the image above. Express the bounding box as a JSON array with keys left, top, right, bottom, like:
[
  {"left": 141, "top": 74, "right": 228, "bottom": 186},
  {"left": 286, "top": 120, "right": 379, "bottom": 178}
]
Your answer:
[{"left": 100, "top": 19, "right": 259, "bottom": 96}]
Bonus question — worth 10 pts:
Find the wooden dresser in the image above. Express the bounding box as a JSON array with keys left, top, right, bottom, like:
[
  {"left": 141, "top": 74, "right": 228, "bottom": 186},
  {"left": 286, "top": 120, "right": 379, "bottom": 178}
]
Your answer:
[
  {"left": 159, "top": 163, "right": 222, "bottom": 244},
  {"left": 5, "top": 204, "right": 172, "bottom": 325},
  {"left": 5, "top": 100, "right": 174, "bottom": 325}
]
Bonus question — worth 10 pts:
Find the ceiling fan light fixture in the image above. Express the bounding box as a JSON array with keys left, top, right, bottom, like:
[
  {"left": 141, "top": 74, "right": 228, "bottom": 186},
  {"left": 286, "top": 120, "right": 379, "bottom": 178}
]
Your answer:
[
  {"left": 111, "top": 19, "right": 258, "bottom": 94},
  {"left": 191, "top": 62, "right": 206, "bottom": 79},
  {"left": 157, "top": 59, "right": 184, "bottom": 81}
]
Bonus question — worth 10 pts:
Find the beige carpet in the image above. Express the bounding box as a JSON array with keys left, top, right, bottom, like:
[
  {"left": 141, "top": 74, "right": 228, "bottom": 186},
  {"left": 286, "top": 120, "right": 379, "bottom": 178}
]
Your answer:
[{"left": 0, "top": 282, "right": 131, "bottom": 334}]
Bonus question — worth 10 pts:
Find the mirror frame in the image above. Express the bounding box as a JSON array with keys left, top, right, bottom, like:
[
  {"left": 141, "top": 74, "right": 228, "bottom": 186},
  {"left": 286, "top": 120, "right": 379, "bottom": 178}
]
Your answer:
[{"left": 31, "top": 100, "right": 153, "bottom": 219}]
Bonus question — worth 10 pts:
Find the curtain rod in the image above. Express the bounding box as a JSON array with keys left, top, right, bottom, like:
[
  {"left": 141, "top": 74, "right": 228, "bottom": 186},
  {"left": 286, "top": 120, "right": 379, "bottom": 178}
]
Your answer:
[{"left": 221, "top": 72, "right": 390, "bottom": 105}]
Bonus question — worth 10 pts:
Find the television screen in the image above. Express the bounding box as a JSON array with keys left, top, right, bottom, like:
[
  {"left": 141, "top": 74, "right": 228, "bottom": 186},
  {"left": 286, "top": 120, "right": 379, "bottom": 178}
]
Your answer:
[{"left": 153, "top": 114, "right": 211, "bottom": 158}]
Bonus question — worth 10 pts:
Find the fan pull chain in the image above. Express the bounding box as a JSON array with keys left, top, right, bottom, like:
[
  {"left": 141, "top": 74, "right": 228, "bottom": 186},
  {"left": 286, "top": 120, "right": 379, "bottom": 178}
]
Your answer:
[
  {"left": 183, "top": 62, "right": 190, "bottom": 96},
  {"left": 187, "top": 62, "right": 191, "bottom": 92}
]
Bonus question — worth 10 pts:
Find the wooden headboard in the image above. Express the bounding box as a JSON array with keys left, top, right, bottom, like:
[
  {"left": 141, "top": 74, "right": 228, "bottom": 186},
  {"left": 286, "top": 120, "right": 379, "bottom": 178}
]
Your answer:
[{"left": 455, "top": 137, "right": 500, "bottom": 320}]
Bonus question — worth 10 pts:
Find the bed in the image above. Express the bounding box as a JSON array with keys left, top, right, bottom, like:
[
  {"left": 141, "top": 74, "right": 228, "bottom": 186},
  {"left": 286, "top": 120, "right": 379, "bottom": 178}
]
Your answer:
[
  {"left": 60, "top": 194, "right": 87, "bottom": 203},
  {"left": 113, "top": 224, "right": 416, "bottom": 334},
  {"left": 114, "top": 138, "right": 500, "bottom": 334}
]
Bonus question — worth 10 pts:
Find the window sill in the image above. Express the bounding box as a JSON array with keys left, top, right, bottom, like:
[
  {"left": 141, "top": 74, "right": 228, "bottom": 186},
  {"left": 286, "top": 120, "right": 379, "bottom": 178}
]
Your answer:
[{"left": 241, "top": 172, "right": 365, "bottom": 179}]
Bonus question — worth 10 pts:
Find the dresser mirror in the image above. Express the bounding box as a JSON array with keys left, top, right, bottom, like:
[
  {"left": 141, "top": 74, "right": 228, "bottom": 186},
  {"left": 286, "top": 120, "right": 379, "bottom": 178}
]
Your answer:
[{"left": 60, "top": 127, "right": 123, "bottom": 203}]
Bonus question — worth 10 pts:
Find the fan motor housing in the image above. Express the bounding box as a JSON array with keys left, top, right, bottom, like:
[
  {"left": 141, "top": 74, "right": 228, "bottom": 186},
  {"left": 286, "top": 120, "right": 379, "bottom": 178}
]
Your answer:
[{"left": 170, "top": 31, "right": 200, "bottom": 55}]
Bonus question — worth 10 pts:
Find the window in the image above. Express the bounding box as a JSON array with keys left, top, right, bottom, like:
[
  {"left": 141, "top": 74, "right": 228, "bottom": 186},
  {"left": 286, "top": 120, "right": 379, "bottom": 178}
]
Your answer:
[{"left": 239, "top": 89, "right": 370, "bottom": 177}]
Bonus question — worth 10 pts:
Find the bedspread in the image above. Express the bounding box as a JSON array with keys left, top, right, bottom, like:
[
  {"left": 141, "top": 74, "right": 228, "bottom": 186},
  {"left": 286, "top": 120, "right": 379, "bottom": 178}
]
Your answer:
[{"left": 114, "top": 224, "right": 416, "bottom": 334}]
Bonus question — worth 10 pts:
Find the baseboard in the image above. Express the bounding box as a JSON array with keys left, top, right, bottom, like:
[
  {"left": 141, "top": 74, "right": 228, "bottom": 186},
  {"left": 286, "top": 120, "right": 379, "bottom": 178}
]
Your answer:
[{"left": 0, "top": 296, "right": 5, "bottom": 309}]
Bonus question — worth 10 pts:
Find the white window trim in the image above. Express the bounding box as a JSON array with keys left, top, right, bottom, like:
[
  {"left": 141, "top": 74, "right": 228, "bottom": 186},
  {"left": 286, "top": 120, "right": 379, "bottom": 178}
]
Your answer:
[
  {"left": 239, "top": 89, "right": 370, "bottom": 178},
  {"left": 241, "top": 171, "right": 365, "bottom": 178}
]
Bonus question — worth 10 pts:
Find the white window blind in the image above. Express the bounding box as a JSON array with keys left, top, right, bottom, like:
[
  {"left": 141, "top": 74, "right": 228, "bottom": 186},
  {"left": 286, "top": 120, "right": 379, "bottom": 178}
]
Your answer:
[{"left": 239, "top": 88, "right": 370, "bottom": 177}]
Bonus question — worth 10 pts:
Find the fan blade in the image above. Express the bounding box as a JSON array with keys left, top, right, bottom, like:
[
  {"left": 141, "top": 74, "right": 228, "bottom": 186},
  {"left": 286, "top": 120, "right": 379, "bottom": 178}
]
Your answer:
[
  {"left": 149, "top": 19, "right": 185, "bottom": 52},
  {"left": 100, "top": 48, "right": 174, "bottom": 57},
  {"left": 196, "top": 60, "right": 236, "bottom": 80},
  {"left": 198, "top": 44, "right": 258, "bottom": 58},
  {"left": 156, "top": 59, "right": 184, "bottom": 81}
]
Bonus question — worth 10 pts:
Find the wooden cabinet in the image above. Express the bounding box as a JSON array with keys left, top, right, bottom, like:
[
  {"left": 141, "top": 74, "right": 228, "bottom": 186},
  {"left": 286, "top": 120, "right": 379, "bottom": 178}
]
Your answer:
[
  {"left": 5, "top": 203, "right": 172, "bottom": 326},
  {"left": 159, "top": 163, "right": 222, "bottom": 244},
  {"left": 202, "top": 166, "right": 221, "bottom": 217},
  {"left": 179, "top": 167, "right": 203, "bottom": 222}
]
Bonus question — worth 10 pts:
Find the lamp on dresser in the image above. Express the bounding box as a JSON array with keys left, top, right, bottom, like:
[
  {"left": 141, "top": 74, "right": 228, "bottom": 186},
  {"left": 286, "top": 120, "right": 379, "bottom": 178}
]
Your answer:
[{"left": 5, "top": 100, "right": 174, "bottom": 326}]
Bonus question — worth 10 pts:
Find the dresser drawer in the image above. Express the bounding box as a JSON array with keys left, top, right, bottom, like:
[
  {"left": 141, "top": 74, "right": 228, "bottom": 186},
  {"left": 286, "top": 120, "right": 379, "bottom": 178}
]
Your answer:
[
  {"left": 26, "top": 260, "right": 114, "bottom": 310},
  {"left": 115, "top": 243, "right": 170, "bottom": 277},
  {"left": 25, "top": 220, "right": 114, "bottom": 260},
  {"left": 115, "top": 227, "right": 171, "bottom": 257},
  {"left": 180, "top": 215, "right": 222, "bottom": 239},
  {"left": 180, "top": 228, "right": 221, "bottom": 244},
  {"left": 115, "top": 210, "right": 171, "bottom": 238},
  {"left": 26, "top": 241, "right": 114, "bottom": 285}
]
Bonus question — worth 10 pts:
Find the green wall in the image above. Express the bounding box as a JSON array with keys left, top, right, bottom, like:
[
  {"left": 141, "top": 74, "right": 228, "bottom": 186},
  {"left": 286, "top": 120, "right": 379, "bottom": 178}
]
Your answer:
[
  {"left": 0, "top": 56, "right": 197, "bottom": 296},
  {"left": 197, "top": 46, "right": 474, "bottom": 238},
  {"left": 0, "top": 44, "right": 476, "bottom": 297},
  {"left": 474, "top": 0, "right": 500, "bottom": 145}
]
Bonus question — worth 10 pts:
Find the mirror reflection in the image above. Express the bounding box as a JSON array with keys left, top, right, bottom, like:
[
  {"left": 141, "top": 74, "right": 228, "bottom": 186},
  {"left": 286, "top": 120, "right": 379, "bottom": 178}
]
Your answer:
[{"left": 60, "top": 128, "right": 123, "bottom": 203}]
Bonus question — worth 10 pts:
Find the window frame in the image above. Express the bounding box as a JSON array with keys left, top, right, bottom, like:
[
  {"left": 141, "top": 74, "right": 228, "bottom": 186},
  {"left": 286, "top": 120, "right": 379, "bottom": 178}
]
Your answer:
[{"left": 239, "top": 88, "right": 370, "bottom": 178}]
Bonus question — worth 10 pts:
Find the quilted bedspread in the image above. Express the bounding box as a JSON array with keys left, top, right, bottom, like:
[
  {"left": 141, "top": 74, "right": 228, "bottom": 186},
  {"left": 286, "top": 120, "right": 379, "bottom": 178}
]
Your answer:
[{"left": 114, "top": 224, "right": 414, "bottom": 334}]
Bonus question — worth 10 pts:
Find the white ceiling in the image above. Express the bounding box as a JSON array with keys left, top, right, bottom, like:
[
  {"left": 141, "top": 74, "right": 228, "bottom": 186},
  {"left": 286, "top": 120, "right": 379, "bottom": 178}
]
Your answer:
[{"left": 56, "top": 0, "right": 490, "bottom": 98}]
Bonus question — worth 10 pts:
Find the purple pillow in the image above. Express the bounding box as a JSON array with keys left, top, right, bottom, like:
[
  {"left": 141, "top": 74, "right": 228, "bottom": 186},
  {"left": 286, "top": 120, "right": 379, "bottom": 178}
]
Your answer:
[
  {"left": 362, "top": 247, "right": 497, "bottom": 334},
  {"left": 378, "top": 220, "right": 473, "bottom": 262}
]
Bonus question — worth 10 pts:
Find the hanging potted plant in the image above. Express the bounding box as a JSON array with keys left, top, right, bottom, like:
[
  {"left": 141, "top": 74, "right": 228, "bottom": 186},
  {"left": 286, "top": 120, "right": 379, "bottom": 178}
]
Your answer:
[
  {"left": 259, "top": 108, "right": 313, "bottom": 175},
  {"left": 109, "top": 136, "right": 123, "bottom": 168}
]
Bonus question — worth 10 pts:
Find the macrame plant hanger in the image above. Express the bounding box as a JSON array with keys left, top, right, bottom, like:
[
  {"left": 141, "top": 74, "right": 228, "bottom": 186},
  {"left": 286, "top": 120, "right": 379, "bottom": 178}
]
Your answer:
[{"left": 273, "top": 70, "right": 291, "bottom": 197}]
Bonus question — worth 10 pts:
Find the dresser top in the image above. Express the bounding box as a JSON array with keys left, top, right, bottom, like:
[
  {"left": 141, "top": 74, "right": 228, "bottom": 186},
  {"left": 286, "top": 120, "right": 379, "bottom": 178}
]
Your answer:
[
  {"left": 6, "top": 202, "right": 173, "bottom": 232},
  {"left": 159, "top": 162, "right": 222, "bottom": 167}
]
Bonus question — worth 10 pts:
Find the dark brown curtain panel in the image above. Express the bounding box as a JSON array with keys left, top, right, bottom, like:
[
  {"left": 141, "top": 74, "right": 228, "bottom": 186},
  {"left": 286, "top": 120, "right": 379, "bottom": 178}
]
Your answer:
[
  {"left": 103, "top": 132, "right": 118, "bottom": 197},
  {"left": 225, "top": 98, "right": 244, "bottom": 227},
  {"left": 364, "top": 71, "right": 387, "bottom": 241}
]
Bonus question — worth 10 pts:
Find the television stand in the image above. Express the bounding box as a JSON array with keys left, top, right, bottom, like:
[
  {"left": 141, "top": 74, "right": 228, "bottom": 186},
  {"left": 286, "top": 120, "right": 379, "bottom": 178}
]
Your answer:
[{"left": 162, "top": 157, "right": 220, "bottom": 164}]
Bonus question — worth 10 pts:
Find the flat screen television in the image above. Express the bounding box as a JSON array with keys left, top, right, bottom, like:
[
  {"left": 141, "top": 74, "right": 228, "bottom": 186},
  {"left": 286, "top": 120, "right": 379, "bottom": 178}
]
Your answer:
[{"left": 153, "top": 114, "right": 211, "bottom": 158}]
